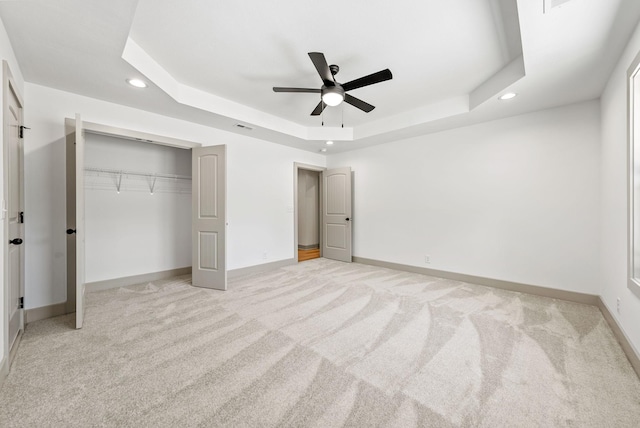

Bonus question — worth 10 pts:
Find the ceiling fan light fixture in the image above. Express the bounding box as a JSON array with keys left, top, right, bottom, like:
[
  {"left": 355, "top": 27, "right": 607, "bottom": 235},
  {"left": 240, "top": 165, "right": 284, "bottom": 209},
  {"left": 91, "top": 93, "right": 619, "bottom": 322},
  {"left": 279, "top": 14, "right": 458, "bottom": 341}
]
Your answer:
[{"left": 322, "top": 86, "right": 344, "bottom": 106}]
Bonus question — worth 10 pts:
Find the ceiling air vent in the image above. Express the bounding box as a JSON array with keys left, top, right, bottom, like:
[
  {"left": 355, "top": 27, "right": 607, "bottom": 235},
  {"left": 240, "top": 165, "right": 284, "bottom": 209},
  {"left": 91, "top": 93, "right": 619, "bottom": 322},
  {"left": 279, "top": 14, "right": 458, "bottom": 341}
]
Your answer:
[
  {"left": 544, "top": 0, "right": 573, "bottom": 13},
  {"left": 235, "top": 124, "right": 253, "bottom": 131}
]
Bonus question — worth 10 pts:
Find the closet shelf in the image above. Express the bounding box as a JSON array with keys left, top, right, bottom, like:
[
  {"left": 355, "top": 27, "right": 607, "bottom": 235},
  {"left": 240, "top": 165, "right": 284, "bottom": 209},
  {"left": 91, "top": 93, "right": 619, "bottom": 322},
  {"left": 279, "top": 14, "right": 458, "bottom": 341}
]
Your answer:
[
  {"left": 84, "top": 167, "right": 191, "bottom": 194},
  {"left": 84, "top": 167, "right": 191, "bottom": 181}
]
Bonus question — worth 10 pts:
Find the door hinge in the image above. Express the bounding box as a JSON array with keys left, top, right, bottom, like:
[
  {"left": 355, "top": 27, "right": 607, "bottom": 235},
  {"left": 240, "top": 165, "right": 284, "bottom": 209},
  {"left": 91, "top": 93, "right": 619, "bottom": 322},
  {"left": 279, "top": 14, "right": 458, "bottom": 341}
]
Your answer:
[
  {"left": 19, "top": 125, "right": 30, "bottom": 139},
  {"left": 18, "top": 296, "right": 24, "bottom": 309},
  {"left": 19, "top": 211, "right": 24, "bottom": 224}
]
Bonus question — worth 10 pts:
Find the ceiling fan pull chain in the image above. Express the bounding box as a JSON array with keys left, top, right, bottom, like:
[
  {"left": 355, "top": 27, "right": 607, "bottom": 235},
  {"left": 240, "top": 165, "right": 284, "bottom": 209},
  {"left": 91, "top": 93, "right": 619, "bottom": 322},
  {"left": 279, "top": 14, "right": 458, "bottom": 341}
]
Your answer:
[
  {"left": 321, "top": 99, "right": 324, "bottom": 126},
  {"left": 342, "top": 104, "right": 344, "bottom": 128}
]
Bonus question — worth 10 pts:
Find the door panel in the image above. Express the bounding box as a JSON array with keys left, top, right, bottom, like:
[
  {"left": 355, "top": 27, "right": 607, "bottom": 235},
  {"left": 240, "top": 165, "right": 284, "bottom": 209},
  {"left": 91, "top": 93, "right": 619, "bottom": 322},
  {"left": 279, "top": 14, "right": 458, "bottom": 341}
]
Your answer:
[
  {"left": 198, "top": 231, "right": 218, "bottom": 270},
  {"left": 326, "top": 224, "right": 347, "bottom": 249},
  {"left": 6, "top": 80, "right": 24, "bottom": 350},
  {"left": 192, "top": 145, "right": 226, "bottom": 290},
  {"left": 322, "top": 167, "right": 352, "bottom": 262}
]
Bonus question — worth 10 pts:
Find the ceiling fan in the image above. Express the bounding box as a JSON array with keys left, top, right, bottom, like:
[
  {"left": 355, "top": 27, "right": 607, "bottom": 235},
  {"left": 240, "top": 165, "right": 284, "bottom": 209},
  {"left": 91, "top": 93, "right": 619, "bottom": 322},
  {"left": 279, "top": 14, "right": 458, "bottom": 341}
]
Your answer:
[{"left": 273, "top": 52, "right": 393, "bottom": 116}]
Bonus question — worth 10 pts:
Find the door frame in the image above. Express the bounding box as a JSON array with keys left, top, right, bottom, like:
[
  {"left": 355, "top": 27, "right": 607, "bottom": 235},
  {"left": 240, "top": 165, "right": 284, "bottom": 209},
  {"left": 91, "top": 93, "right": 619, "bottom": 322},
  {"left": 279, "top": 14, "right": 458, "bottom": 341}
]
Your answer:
[
  {"left": 293, "top": 162, "right": 325, "bottom": 262},
  {"left": 2, "top": 60, "right": 25, "bottom": 369},
  {"left": 64, "top": 118, "right": 202, "bottom": 311}
]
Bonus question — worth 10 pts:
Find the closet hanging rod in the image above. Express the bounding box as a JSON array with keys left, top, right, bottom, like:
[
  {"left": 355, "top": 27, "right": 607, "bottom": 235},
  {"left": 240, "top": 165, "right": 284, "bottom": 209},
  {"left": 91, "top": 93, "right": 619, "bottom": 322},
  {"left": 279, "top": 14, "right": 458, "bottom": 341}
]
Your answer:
[{"left": 84, "top": 166, "right": 191, "bottom": 181}]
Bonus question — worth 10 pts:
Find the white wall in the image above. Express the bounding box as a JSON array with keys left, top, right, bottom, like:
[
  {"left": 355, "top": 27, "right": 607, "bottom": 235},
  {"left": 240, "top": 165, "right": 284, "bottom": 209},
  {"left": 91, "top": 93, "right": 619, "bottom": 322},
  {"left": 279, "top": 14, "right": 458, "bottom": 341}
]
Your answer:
[
  {"left": 600, "top": 21, "right": 640, "bottom": 356},
  {"left": 0, "top": 16, "right": 24, "bottom": 366},
  {"left": 327, "top": 100, "right": 601, "bottom": 294},
  {"left": 84, "top": 134, "right": 191, "bottom": 282},
  {"left": 24, "top": 83, "right": 326, "bottom": 309}
]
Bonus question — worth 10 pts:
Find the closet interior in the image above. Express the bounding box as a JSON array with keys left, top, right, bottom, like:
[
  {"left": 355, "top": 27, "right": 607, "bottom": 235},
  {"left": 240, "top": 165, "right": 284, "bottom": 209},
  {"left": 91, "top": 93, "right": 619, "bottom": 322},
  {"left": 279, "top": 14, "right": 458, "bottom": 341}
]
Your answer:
[{"left": 83, "top": 133, "right": 192, "bottom": 283}]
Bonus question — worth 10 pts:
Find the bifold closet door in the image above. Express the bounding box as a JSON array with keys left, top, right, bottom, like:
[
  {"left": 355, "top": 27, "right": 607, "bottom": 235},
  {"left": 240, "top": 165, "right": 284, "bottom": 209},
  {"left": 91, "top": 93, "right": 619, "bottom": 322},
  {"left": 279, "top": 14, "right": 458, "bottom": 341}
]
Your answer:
[
  {"left": 65, "top": 114, "right": 86, "bottom": 328},
  {"left": 192, "top": 145, "right": 227, "bottom": 290}
]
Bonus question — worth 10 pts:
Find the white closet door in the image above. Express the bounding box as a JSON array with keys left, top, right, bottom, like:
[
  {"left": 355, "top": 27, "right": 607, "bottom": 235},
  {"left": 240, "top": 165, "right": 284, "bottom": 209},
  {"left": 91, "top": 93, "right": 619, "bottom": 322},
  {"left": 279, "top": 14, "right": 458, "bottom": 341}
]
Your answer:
[
  {"left": 192, "top": 145, "right": 227, "bottom": 290},
  {"left": 322, "top": 167, "right": 352, "bottom": 262},
  {"left": 6, "top": 76, "right": 24, "bottom": 349},
  {"left": 74, "top": 114, "right": 86, "bottom": 328}
]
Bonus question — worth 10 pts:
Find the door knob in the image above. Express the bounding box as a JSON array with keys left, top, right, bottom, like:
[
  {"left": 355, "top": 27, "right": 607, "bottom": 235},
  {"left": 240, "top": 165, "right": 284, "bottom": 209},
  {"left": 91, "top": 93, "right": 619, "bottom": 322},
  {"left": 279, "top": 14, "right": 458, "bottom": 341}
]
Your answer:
[
  {"left": 9, "top": 238, "right": 23, "bottom": 245},
  {"left": 345, "top": 217, "right": 350, "bottom": 221},
  {"left": 66, "top": 229, "right": 76, "bottom": 235}
]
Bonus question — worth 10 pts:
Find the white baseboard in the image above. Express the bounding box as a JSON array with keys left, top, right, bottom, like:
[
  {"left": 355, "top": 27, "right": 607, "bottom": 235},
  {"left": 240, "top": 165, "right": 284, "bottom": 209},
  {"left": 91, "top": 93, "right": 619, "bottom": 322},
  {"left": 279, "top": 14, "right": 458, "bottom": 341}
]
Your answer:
[
  {"left": 229, "top": 258, "right": 296, "bottom": 279},
  {"left": 86, "top": 267, "right": 192, "bottom": 293},
  {"left": 25, "top": 302, "right": 67, "bottom": 324},
  {"left": 597, "top": 298, "right": 640, "bottom": 378},
  {"left": 353, "top": 257, "right": 599, "bottom": 306}
]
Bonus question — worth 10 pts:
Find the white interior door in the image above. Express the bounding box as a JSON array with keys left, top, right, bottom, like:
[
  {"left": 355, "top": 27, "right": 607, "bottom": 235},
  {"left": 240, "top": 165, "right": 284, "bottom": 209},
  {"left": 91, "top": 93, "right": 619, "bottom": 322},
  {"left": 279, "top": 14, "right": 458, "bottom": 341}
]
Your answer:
[
  {"left": 75, "top": 114, "right": 86, "bottom": 328},
  {"left": 192, "top": 145, "right": 226, "bottom": 290},
  {"left": 322, "top": 167, "right": 352, "bottom": 262},
  {"left": 6, "top": 76, "right": 24, "bottom": 350}
]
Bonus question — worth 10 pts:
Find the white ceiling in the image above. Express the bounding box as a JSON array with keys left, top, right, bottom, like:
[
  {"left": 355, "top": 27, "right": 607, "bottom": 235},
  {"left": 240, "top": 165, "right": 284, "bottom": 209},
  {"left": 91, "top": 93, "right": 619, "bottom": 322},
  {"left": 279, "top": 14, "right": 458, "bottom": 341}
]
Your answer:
[{"left": 1, "top": 0, "right": 639, "bottom": 153}]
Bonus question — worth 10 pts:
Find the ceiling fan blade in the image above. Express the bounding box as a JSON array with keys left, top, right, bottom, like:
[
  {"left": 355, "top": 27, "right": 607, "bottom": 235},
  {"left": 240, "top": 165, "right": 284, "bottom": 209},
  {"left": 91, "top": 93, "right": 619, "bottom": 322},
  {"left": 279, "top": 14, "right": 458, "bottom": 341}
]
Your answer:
[
  {"left": 273, "top": 87, "right": 321, "bottom": 93},
  {"left": 308, "top": 52, "right": 335, "bottom": 85},
  {"left": 310, "top": 101, "right": 326, "bottom": 116},
  {"left": 344, "top": 94, "right": 375, "bottom": 113},
  {"left": 342, "top": 69, "right": 393, "bottom": 92}
]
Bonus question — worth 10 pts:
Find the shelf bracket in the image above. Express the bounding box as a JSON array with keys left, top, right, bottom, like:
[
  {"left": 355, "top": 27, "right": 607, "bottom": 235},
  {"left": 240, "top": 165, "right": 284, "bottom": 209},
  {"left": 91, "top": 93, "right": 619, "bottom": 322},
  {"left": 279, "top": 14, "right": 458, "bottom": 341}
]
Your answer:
[
  {"left": 149, "top": 175, "right": 157, "bottom": 195},
  {"left": 116, "top": 173, "right": 122, "bottom": 194}
]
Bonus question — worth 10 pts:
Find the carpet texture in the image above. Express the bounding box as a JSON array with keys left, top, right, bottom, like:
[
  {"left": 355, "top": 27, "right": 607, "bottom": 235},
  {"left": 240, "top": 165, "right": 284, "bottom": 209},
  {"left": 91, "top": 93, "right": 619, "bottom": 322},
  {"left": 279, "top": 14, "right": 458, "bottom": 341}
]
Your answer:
[{"left": 1, "top": 259, "right": 639, "bottom": 427}]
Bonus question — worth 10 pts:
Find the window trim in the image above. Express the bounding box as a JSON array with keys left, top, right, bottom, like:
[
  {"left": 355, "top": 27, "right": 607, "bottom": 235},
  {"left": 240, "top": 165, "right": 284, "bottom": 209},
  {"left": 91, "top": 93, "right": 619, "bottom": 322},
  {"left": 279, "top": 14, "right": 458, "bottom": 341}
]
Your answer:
[{"left": 627, "top": 50, "right": 640, "bottom": 293}]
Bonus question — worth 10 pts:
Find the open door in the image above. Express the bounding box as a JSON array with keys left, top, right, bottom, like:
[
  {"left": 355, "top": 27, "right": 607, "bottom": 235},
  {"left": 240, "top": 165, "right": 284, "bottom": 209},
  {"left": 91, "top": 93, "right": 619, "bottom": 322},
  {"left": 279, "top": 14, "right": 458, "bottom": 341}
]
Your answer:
[
  {"left": 192, "top": 145, "right": 227, "bottom": 290},
  {"left": 75, "top": 115, "right": 86, "bottom": 328},
  {"left": 65, "top": 114, "right": 85, "bottom": 328},
  {"left": 322, "top": 167, "right": 352, "bottom": 262},
  {"left": 5, "top": 64, "right": 25, "bottom": 354}
]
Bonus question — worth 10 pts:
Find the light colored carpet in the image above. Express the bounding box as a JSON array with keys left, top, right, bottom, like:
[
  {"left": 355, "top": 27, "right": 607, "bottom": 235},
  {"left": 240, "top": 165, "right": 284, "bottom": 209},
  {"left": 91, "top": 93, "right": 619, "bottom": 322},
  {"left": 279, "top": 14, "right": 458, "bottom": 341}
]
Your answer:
[{"left": 1, "top": 258, "right": 639, "bottom": 427}]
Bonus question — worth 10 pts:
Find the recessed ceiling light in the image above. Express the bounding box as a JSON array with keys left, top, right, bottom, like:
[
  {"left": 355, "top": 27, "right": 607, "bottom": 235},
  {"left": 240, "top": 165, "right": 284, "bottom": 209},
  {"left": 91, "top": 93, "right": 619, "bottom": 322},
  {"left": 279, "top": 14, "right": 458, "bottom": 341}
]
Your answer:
[
  {"left": 498, "top": 92, "right": 517, "bottom": 101},
  {"left": 127, "top": 78, "right": 147, "bottom": 88},
  {"left": 320, "top": 148, "right": 327, "bottom": 152},
  {"left": 326, "top": 141, "right": 334, "bottom": 145}
]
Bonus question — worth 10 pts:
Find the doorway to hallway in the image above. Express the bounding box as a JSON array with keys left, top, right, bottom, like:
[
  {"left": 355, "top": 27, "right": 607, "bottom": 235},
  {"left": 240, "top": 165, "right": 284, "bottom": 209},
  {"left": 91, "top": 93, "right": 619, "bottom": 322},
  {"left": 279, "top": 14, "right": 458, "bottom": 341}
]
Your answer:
[{"left": 297, "top": 168, "right": 321, "bottom": 262}]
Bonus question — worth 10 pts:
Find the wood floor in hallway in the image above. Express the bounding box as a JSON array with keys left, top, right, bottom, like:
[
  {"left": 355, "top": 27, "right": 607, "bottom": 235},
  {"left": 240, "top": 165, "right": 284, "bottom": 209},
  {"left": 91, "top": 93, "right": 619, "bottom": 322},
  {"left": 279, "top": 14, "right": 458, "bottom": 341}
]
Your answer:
[{"left": 298, "top": 248, "right": 320, "bottom": 262}]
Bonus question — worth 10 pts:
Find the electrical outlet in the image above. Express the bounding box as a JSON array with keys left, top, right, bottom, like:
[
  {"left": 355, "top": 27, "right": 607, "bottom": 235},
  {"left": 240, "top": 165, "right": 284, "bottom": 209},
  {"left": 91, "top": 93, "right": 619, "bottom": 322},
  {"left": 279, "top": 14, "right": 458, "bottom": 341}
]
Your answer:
[
  {"left": 424, "top": 255, "right": 431, "bottom": 264},
  {"left": 617, "top": 298, "right": 621, "bottom": 314},
  {"left": 262, "top": 252, "right": 268, "bottom": 260}
]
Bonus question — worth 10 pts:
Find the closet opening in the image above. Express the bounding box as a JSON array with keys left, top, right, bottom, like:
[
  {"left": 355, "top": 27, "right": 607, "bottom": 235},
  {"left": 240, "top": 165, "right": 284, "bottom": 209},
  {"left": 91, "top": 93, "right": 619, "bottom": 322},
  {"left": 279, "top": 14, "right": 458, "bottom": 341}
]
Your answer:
[
  {"left": 67, "top": 118, "right": 229, "bottom": 328},
  {"left": 84, "top": 133, "right": 192, "bottom": 287}
]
